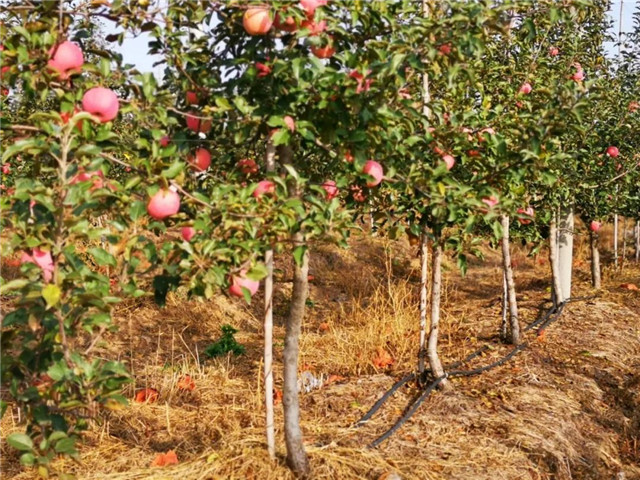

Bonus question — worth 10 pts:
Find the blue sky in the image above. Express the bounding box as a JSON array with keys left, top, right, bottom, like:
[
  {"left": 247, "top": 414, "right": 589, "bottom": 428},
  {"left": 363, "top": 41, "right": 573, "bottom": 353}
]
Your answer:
[{"left": 109, "top": 1, "right": 638, "bottom": 77}]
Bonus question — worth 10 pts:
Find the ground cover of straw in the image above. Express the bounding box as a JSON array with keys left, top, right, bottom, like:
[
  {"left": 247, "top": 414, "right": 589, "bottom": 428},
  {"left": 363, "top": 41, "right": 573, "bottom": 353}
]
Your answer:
[{"left": 2, "top": 226, "right": 639, "bottom": 479}]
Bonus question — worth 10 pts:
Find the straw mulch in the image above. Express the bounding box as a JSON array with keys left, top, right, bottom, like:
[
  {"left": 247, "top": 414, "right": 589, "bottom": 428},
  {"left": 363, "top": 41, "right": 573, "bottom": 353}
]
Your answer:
[{"left": 2, "top": 227, "right": 639, "bottom": 479}]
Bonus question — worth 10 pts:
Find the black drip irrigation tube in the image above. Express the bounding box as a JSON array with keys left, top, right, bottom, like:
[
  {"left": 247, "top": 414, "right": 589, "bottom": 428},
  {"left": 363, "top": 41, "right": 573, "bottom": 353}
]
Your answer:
[{"left": 357, "top": 296, "right": 594, "bottom": 448}]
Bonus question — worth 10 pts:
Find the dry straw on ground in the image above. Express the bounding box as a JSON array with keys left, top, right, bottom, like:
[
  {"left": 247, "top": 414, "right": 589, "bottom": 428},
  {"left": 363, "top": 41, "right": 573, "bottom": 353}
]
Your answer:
[{"left": 2, "top": 226, "right": 639, "bottom": 479}]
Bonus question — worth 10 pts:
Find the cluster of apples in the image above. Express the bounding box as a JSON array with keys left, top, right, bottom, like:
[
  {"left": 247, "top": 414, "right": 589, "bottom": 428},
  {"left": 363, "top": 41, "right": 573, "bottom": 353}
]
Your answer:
[
  {"left": 242, "top": 1, "right": 334, "bottom": 59},
  {"left": 49, "top": 41, "right": 120, "bottom": 123}
]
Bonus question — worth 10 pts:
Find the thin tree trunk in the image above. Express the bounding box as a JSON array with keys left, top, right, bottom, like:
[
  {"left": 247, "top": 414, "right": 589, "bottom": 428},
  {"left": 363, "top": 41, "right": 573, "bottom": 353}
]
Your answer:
[
  {"left": 283, "top": 232, "right": 310, "bottom": 478},
  {"left": 263, "top": 139, "right": 276, "bottom": 459},
  {"left": 614, "top": 213, "right": 619, "bottom": 268},
  {"left": 418, "top": 230, "right": 428, "bottom": 373},
  {"left": 622, "top": 217, "right": 628, "bottom": 268},
  {"left": 500, "top": 215, "right": 520, "bottom": 344},
  {"left": 590, "top": 230, "right": 601, "bottom": 289},
  {"left": 636, "top": 220, "right": 640, "bottom": 263},
  {"left": 500, "top": 269, "right": 508, "bottom": 341},
  {"left": 549, "top": 214, "right": 563, "bottom": 307},
  {"left": 427, "top": 242, "right": 448, "bottom": 388}
]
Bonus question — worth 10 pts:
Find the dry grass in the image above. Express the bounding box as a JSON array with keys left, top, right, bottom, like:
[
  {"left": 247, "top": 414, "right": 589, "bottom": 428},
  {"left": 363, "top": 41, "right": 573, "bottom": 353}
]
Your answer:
[{"left": 2, "top": 226, "right": 640, "bottom": 479}]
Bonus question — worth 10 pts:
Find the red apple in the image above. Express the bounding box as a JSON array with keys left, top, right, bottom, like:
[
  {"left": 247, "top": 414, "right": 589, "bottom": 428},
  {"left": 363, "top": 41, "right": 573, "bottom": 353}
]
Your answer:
[
  {"left": 186, "top": 91, "right": 199, "bottom": 105},
  {"left": 181, "top": 227, "right": 196, "bottom": 242},
  {"left": 60, "top": 107, "right": 84, "bottom": 130},
  {"left": 606, "top": 146, "right": 619, "bottom": 158},
  {"left": 481, "top": 196, "right": 499, "bottom": 208},
  {"left": 21, "top": 248, "right": 54, "bottom": 282},
  {"left": 468, "top": 150, "right": 481, "bottom": 157},
  {"left": 283, "top": 115, "right": 296, "bottom": 132},
  {"left": 322, "top": 180, "right": 338, "bottom": 199},
  {"left": 82, "top": 87, "right": 119, "bottom": 123},
  {"left": 186, "top": 113, "right": 212, "bottom": 134},
  {"left": 299, "top": 0, "right": 328, "bottom": 16},
  {"left": 301, "top": 19, "right": 327, "bottom": 35},
  {"left": 159, "top": 135, "right": 171, "bottom": 147},
  {"left": 48, "top": 41, "right": 84, "bottom": 79},
  {"left": 229, "top": 271, "right": 260, "bottom": 298},
  {"left": 589, "top": 220, "right": 601, "bottom": 232},
  {"left": 438, "top": 43, "right": 452, "bottom": 55},
  {"left": 571, "top": 63, "right": 584, "bottom": 82},
  {"left": 363, "top": 160, "right": 383, "bottom": 187},
  {"left": 2, "top": 164, "right": 10, "bottom": 174},
  {"left": 256, "top": 62, "right": 271, "bottom": 77},
  {"left": 243, "top": 7, "right": 273, "bottom": 35},
  {"left": 517, "top": 206, "right": 535, "bottom": 225},
  {"left": 188, "top": 148, "right": 211, "bottom": 171},
  {"left": 147, "top": 188, "right": 180, "bottom": 220},
  {"left": 344, "top": 151, "right": 354, "bottom": 163},
  {"left": 237, "top": 158, "right": 259, "bottom": 174},
  {"left": 274, "top": 12, "right": 297, "bottom": 32},
  {"left": 549, "top": 46, "right": 559, "bottom": 56},
  {"left": 253, "top": 180, "right": 275, "bottom": 198},
  {"left": 629, "top": 101, "right": 639, "bottom": 112},
  {"left": 311, "top": 40, "right": 336, "bottom": 59},
  {"left": 442, "top": 154, "right": 455, "bottom": 170},
  {"left": 519, "top": 82, "right": 532, "bottom": 95}
]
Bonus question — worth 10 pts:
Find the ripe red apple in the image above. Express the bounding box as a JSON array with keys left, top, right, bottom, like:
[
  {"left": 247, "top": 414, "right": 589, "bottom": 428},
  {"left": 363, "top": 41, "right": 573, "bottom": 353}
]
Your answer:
[
  {"left": 48, "top": 41, "right": 84, "bottom": 78},
  {"left": 519, "top": 82, "right": 532, "bottom": 95},
  {"left": 606, "top": 146, "right": 619, "bottom": 158},
  {"left": 256, "top": 62, "right": 271, "bottom": 77},
  {"left": 442, "top": 154, "right": 455, "bottom": 171},
  {"left": 82, "top": 87, "right": 119, "bottom": 123},
  {"left": 571, "top": 63, "right": 584, "bottom": 82},
  {"left": 274, "top": 12, "right": 297, "bottom": 32},
  {"left": 322, "top": 180, "right": 338, "bottom": 199},
  {"left": 186, "top": 113, "right": 212, "bottom": 134},
  {"left": 229, "top": 271, "right": 260, "bottom": 298},
  {"left": 186, "top": 91, "right": 199, "bottom": 105},
  {"left": 481, "top": 196, "right": 499, "bottom": 208},
  {"left": 159, "top": 135, "right": 171, "bottom": 147},
  {"left": 344, "top": 151, "right": 354, "bottom": 163},
  {"left": 517, "top": 206, "right": 535, "bottom": 225},
  {"left": 438, "top": 43, "right": 452, "bottom": 55},
  {"left": 283, "top": 115, "right": 296, "bottom": 132},
  {"left": 589, "top": 220, "right": 601, "bottom": 232},
  {"left": 147, "top": 188, "right": 180, "bottom": 220},
  {"left": 2, "top": 164, "right": 10, "bottom": 174},
  {"left": 21, "top": 248, "right": 54, "bottom": 282},
  {"left": 188, "top": 148, "right": 211, "bottom": 171},
  {"left": 253, "top": 180, "right": 275, "bottom": 198},
  {"left": 60, "top": 107, "right": 85, "bottom": 130},
  {"left": 181, "top": 227, "right": 195, "bottom": 242},
  {"left": 301, "top": 19, "right": 327, "bottom": 35},
  {"left": 300, "top": 0, "right": 328, "bottom": 16},
  {"left": 243, "top": 7, "right": 273, "bottom": 35},
  {"left": 237, "top": 158, "right": 259, "bottom": 174},
  {"left": 363, "top": 160, "right": 383, "bottom": 187},
  {"left": 311, "top": 41, "right": 336, "bottom": 59},
  {"left": 468, "top": 149, "right": 481, "bottom": 157},
  {"left": 629, "top": 101, "right": 639, "bottom": 112},
  {"left": 549, "top": 46, "right": 559, "bottom": 56}
]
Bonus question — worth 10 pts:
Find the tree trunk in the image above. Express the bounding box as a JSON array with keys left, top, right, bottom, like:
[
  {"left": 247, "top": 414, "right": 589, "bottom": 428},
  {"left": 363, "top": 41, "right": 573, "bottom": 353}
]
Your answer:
[
  {"left": 427, "top": 242, "right": 448, "bottom": 388},
  {"left": 590, "top": 230, "right": 601, "bottom": 289},
  {"left": 418, "top": 230, "right": 428, "bottom": 373},
  {"left": 283, "top": 232, "right": 310, "bottom": 478},
  {"left": 548, "top": 214, "right": 563, "bottom": 307},
  {"left": 263, "top": 139, "right": 276, "bottom": 459},
  {"left": 500, "top": 215, "right": 520, "bottom": 344},
  {"left": 614, "top": 213, "right": 619, "bottom": 268},
  {"left": 636, "top": 220, "right": 640, "bottom": 263},
  {"left": 500, "top": 271, "right": 508, "bottom": 342}
]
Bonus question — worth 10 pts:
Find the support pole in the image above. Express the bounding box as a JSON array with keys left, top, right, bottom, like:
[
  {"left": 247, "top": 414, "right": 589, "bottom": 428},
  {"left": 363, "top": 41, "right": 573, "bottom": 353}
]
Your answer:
[{"left": 557, "top": 207, "right": 574, "bottom": 303}]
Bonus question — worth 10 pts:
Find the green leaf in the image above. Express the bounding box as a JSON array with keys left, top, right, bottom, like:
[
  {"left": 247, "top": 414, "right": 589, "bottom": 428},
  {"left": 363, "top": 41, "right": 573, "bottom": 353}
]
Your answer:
[
  {"left": 7, "top": 433, "right": 34, "bottom": 452},
  {"left": 271, "top": 129, "right": 290, "bottom": 146},
  {"left": 41, "top": 285, "right": 62, "bottom": 309},
  {"left": 293, "top": 245, "right": 307, "bottom": 268},
  {"left": 20, "top": 453, "right": 36, "bottom": 466},
  {"left": 89, "top": 248, "right": 117, "bottom": 267},
  {"left": 0, "top": 279, "right": 29, "bottom": 295},
  {"left": 54, "top": 437, "right": 77, "bottom": 455},
  {"left": 161, "top": 160, "right": 185, "bottom": 179}
]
